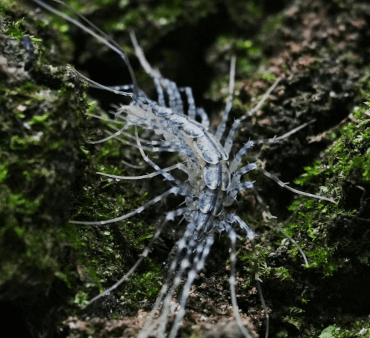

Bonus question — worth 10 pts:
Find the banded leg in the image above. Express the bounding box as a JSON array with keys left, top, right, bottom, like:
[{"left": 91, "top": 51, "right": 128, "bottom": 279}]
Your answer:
[
  {"left": 86, "top": 124, "right": 132, "bottom": 144},
  {"left": 69, "top": 186, "right": 190, "bottom": 225},
  {"left": 171, "top": 81, "right": 185, "bottom": 115},
  {"left": 231, "top": 163, "right": 258, "bottom": 187},
  {"left": 255, "top": 165, "right": 336, "bottom": 203},
  {"left": 227, "top": 181, "right": 254, "bottom": 201},
  {"left": 106, "top": 128, "right": 181, "bottom": 153},
  {"left": 137, "top": 223, "right": 198, "bottom": 338},
  {"left": 179, "top": 87, "right": 197, "bottom": 120},
  {"left": 87, "top": 217, "right": 165, "bottom": 305},
  {"left": 251, "top": 187, "right": 309, "bottom": 267},
  {"left": 227, "top": 214, "right": 255, "bottom": 240},
  {"left": 224, "top": 77, "right": 281, "bottom": 155},
  {"left": 223, "top": 222, "right": 255, "bottom": 338},
  {"left": 179, "top": 87, "right": 211, "bottom": 128},
  {"left": 215, "top": 55, "right": 236, "bottom": 141},
  {"left": 153, "top": 77, "right": 166, "bottom": 107},
  {"left": 196, "top": 107, "right": 210, "bottom": 129},
  {"left": 168, "top": 236, "right": 214, "bottom": 338},
  {"left": 230, "top": 120, "right": 319, "bottom": 172},
  {"left": 134, "top": 128, "right": 189, "bottom": 187},
  {"left": 251, "top": 120, "right": 316, "bottom": 145},
  {"left": 96, "top": 163, "right": 189, "bottom": 180},
  {"left": 230, "top": 162, "right": 335, "bottom": 204},
  {"left": 164, "top": 79, "right": 184, "bottom": 115},
  {"left": 230, "top": 141, "right": 255, "bottom": 172},
  {"left": 87, "top": 207, "right": 188, "bottom": 306}
]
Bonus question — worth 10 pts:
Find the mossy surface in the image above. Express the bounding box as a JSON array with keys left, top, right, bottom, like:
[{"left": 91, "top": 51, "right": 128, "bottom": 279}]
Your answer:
[{"left": 0, "top": 1, "right": 90, "bottom": 335}]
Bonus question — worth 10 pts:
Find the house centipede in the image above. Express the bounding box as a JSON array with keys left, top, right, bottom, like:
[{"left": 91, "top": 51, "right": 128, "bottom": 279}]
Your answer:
[{"left": 31, "top": 1, "right": 337, "bottom": 337}]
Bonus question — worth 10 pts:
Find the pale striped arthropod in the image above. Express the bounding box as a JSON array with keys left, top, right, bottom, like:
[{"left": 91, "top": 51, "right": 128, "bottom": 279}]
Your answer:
[{"left": 32, "top": 1, "right": 336, "bottom": 337}]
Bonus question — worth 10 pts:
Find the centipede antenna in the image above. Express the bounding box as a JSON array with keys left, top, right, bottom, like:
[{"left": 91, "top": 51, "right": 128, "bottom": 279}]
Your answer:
[
  {"left": 51, "top": 0, "right": 122, "bottom": 51},
  {"left": 72, "top": 69, "right": 134, "bottom": 98},
  {"left": 31, "top": 0, "right": 139, "bottom": 95}
]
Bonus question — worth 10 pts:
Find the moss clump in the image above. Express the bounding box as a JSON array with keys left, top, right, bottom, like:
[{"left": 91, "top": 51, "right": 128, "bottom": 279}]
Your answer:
[
  {"left": 261, "top": 96, "right": 370, "bottom": 336},
  {"left": 0, "top": 4, "right": 91, "bottom": 336}
]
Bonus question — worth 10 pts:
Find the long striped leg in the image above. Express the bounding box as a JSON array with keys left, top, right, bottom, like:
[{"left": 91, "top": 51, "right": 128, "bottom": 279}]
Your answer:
[
  {"left": 224, "top": 77, "right": 281, "bottom": 155},
  {"left": 230, "top": 121, "right": 315, "bottom": 170},
  {"left": 222, "top": 221, "right": 255, "bottom": 338},
  {"left": 86, "top": 207, "right": 188, "bottom": 306},
  {"left": 179, "top": 87, "right": 197, "bottom": 120},
  {"left": 168, "top": 236, "right": 214, "bottom": 338},
  {"left": 179, "top": 86, "right": 211, "bottom": 128},
  {"left": 164, "top": 79, "right": 183, "bottom": 114},
  {"left": 254, "top": 165, "right": 336, "bottom": 203},
  {"left": 106, "top": 128, "right": 181, "bottom": 153},
  {"left": 86, "top": 124, "right": 132, "bottom": 145},
  {"left": 252, "top": 187, "right": 309, "bottom": 267},
  {"left": 215, "top": 55, "right": 236, "bottom": 141},
  {"left": 134, "top": 128, "right": 190, "bottom": 188},
  {"left": 230, "top": 155, "right": 335, "bottom": 204},
  {"left": 196, "top": 107, "right": 210, "bottom": 129},
  {"left": 96, "top": 163, "right": 189, "bottom": 181},
  {"left": 153, "top": 77, "right": 167, "bottom": 107},
  {"left": 227, "top": 168, "right": 312, "bottom": 267},
  {"left": 69, "top": 186, "right": 190, "bottom": 225},
  {"left": 137, "top": 222, "right": 198, "bottom": 338},
  {"left": 250, "top": 120, "right": 316, "bottom": 145},
  {"left": 171, "top": 81, "right": 185, "bottom": 115}
]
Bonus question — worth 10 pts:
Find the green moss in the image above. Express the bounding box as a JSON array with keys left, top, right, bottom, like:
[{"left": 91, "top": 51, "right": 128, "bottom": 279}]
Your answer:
[
  {"left": 319, "top": 318, "right": 370, "bottom": 338},
  {"left": 74, "top": 290, "right": 89, "bottom": 309},
  {"left": 0, "top": 4, "right": 98, "bottom": 333}
]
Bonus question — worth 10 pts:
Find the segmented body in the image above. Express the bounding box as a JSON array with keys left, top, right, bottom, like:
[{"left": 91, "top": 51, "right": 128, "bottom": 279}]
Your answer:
[
  {"left": 74, "top": 65, "right": 333, "bottom": 338},
  {"left": 31, "top": 1, "right": 336, "bottom": 337}
]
